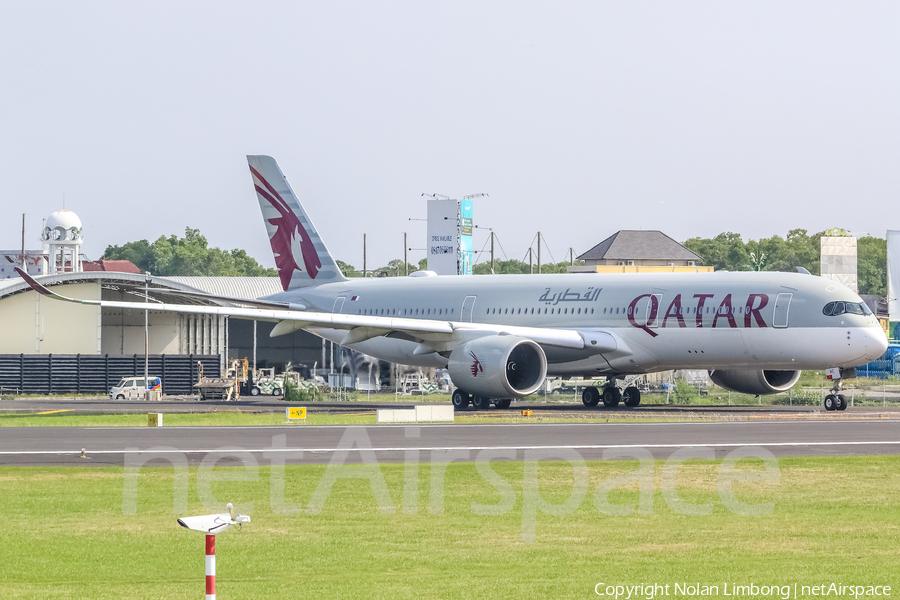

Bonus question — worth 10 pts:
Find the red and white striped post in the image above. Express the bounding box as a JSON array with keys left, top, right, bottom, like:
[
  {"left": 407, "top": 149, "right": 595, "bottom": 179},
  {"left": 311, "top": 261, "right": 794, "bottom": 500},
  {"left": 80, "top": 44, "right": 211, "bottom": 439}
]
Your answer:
[
  {"left": 205, "top": 534, "right": 216, "bottom": 600},
  {"left": 177, "top": 503, "right": 249, "bottom": 599}
]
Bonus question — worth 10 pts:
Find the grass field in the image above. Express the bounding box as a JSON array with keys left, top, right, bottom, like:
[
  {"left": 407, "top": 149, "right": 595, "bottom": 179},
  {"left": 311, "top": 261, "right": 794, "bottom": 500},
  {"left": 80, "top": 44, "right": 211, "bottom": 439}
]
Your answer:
[{"left": 2, "top": 455, "right": 898, "bottom": 599}]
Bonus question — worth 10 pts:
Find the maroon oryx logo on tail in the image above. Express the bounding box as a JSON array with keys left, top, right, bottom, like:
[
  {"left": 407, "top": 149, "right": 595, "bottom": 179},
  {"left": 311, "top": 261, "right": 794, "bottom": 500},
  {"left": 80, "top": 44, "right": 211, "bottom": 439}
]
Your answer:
[
  {"left": 249, "top": 165, "right": 321, "bottom": 290},
  {"left": 470, "top": 351, "right": 483, "bottom": 377}
]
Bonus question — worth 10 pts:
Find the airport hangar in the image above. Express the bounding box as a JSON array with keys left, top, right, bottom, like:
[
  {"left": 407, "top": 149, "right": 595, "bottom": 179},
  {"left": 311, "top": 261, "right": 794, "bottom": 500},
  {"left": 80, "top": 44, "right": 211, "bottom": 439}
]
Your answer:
[{"left": 0, "top": 271, "right": 328, "bottom": 394}]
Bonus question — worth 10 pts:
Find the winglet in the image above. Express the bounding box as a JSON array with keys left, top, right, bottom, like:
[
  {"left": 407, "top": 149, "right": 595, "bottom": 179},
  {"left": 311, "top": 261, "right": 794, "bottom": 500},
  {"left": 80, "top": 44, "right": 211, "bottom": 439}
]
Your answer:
[
  {"left": 15, "top": 267, "right": 55, "bottom": 297},
  {"left": 14, "top": 267, "right": 99, "bottom": 305}
]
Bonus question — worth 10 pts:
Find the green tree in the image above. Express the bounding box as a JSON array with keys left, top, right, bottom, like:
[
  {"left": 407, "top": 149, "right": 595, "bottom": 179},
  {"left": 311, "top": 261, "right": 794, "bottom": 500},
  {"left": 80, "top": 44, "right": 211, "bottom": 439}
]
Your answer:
[
  {"left": 684, "top": 232, "right": 749, "bottom": 271},
  {"left": 474, "top": 259, "right": 530, "bottom": 275},
  {"left": 686, "top": 229, "right": 824, "bottom": 274},
  {"left": 673, "top": 379, "right": 698, "bottom": 404},
  {"left": 472, "top": 258, "right": 580, "bottom": 275},
  {"left": 857, "top": 236, "right": 886, "bottom": 297},
  {"left": 360, "top": 259, "right": 419, "bottom": 277},
  {"left": 335, "top": 260, "right": 362, "bottom": 278},
  {"left": 104, "top": 227, "right": 276, "bottom": 277},
  {"left": 102, "top": 239, "right": 152, "bottom": 272}
]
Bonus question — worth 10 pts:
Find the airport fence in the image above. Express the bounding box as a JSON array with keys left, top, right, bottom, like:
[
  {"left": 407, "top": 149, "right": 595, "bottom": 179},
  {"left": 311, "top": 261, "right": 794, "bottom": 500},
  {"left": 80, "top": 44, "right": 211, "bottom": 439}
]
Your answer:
[
  {"left": 856, "top": 344, "right": 900, "bottom": 379},
  {"left": 0, "top": 354, "right": 221, "bottom": 396}
]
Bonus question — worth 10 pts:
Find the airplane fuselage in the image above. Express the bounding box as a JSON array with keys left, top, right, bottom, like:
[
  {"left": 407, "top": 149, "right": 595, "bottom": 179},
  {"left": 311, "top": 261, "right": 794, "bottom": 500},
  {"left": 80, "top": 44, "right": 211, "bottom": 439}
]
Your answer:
[{"left": 263, "top": 270, "right": 887, "bottom": 378}]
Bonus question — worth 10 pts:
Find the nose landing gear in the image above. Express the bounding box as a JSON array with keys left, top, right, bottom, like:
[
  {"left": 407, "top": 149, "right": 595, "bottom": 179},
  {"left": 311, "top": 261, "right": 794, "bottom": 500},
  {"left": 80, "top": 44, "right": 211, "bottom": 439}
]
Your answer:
[{"left": 824, "top": 368, "right": 848, "bottom": 411}]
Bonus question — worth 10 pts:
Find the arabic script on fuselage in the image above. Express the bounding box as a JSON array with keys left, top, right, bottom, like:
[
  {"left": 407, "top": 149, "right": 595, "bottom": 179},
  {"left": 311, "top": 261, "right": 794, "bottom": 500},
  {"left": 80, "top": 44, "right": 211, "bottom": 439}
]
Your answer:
[{"left": 539, "top": 287, "right": 602, "bottom": 305}]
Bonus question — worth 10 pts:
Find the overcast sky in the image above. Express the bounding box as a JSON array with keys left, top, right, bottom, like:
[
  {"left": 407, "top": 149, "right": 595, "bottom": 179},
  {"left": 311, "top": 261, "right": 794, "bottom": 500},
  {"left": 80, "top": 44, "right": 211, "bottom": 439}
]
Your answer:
[{"left": 1, "top": 2, "right": 897, "bottom": 270}]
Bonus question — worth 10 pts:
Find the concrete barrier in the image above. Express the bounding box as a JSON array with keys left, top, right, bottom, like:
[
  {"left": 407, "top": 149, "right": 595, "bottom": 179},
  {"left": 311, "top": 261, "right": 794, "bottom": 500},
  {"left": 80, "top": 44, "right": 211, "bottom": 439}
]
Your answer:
[
  {"left": 415, "top": 405, "right": 454, "bottom": 422},
  {"left": 377, "top": 406, "right": 454, "bottom": 423}
]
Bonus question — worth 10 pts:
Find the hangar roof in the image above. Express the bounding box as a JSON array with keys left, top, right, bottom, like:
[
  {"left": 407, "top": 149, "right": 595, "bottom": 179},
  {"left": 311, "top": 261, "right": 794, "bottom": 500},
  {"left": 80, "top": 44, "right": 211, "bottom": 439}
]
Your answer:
[
  {"left": 0, "top": 272, "right": 282, "bottom": 306},
  {"left": 163, "top": 276, "right": 282, "bottom": 300}
]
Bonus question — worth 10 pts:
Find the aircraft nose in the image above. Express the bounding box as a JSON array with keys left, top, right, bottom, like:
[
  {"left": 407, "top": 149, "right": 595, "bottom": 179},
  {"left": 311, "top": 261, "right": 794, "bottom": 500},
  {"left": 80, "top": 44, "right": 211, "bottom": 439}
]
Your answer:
[{"left": 862, "top": 325, "right": 889, "bottom": 362}]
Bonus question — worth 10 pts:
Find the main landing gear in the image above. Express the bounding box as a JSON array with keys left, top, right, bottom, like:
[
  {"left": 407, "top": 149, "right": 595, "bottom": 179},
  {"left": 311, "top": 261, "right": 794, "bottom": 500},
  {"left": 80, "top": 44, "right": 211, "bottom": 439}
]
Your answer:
[
  {"left": 451, "top": 390, "right": 511, "bottom": 410},
  {"left": 582, "top": 378, "right": 641, "bottom": 409}
]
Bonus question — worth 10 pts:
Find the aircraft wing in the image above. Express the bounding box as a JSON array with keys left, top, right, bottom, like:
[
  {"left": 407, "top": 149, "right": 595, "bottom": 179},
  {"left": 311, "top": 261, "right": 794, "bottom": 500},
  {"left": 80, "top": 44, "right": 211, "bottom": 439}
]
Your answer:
[
  {"left": 15, "top": 268, "right": 619, "bottom": 353},
  {"left": 149, "top": 287, "right": 306, "bottom": 311}
]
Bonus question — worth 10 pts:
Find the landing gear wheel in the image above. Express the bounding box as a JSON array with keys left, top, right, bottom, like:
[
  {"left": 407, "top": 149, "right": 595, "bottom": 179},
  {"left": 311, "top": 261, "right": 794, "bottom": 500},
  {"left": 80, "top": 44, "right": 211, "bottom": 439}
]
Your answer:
[
  {"left": 582, "top": 386, "right": 600, "bottom": 407},
  {"left": 824, "top": 394, "right": 836, "bottom": 411},
  {"left": 451, "top": 389, "right": 470, "bottom": 409},
  {"left": 496, "top": 399, "right": 511, "bottom": 409},
  {"left": 250, "top": 386, "right": 261, "bottom": 396},
  {"left": 837, "top": 395, "right": 847, "bottom": 411},
  {"left": 623, "top": 386, "right": 641, "bottom": 407},
  {"left": 602, "top": 387, "right": 621, "bottom": 407},
  {"left": 472, "top": 396, "right": 491, "bottom": 410},
  {"left": 272, "top": 387, "right": 282, "bottom": 397}
]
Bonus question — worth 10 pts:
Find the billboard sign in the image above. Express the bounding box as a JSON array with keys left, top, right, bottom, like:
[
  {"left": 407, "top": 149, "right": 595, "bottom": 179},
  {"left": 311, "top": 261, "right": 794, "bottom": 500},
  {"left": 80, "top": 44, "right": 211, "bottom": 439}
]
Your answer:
[
  {"left": 427, "top": 199, "right": 459, "bottom": 275},
  {"left": 460, "top": 199, "right": 473, "bottom": 275}
]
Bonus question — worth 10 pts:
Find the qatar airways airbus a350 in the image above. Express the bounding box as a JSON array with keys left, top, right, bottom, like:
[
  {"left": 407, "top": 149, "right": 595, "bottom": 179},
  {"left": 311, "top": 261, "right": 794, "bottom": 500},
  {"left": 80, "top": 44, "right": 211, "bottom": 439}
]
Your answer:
[{"left": 18, "top": 155, "right": 888, "bottom": 411}]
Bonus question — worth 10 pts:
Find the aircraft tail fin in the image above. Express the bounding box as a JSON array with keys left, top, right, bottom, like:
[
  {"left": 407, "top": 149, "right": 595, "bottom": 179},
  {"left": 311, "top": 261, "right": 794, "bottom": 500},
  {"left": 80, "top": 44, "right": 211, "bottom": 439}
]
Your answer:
[{"left": 247, "top": 155, "right": 347, "bottom": 290}]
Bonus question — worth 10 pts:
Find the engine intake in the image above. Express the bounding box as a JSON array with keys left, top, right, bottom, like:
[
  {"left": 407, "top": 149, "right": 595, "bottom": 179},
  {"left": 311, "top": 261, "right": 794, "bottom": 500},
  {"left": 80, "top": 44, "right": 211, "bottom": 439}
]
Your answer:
[
  {"left": 448, "top": 336, "right": 547, "bottom": 398},
  {"left": 708, "top": 369, "right": 802, "bottom": 396}
]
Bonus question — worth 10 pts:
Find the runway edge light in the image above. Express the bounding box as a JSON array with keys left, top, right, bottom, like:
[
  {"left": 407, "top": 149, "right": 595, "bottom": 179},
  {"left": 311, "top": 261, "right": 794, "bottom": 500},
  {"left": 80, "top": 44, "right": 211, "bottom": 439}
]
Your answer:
[{"left": 177, "top": 503, "right": 250, "bottom": 600}]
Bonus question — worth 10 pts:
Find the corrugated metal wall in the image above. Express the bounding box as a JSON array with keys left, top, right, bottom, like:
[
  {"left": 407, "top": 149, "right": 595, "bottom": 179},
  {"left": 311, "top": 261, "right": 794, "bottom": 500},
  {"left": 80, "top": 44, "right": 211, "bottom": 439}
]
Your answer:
[{"left": 0, "top": 354, "right": 220, "bottom": 395}]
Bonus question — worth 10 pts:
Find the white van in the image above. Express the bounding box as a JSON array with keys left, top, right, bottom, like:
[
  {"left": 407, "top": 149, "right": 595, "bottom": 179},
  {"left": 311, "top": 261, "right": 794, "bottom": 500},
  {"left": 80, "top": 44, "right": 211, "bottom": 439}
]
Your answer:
[{"left": 110, "top": 376, "right": 162, "bottom": 400}]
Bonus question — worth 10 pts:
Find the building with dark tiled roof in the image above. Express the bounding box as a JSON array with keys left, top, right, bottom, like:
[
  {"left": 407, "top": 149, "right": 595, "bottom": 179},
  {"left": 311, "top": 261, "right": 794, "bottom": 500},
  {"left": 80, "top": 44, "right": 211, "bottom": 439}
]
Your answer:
[{"left": 567, "top": 230, "right": 712, "bottom": 273}]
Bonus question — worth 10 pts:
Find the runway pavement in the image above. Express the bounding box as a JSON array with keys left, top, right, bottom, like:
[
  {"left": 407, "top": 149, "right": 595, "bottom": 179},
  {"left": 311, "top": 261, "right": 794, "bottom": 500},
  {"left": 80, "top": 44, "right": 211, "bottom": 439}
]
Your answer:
[{"left": 2, "top": 419, "right": 900, "bottom": 466}]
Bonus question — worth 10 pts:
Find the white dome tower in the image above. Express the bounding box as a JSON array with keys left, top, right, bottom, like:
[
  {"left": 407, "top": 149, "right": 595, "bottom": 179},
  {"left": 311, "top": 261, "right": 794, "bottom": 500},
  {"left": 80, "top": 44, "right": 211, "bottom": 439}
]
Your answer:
[{"left": 41, "top": 209, "right": 84, "bottom": 274}]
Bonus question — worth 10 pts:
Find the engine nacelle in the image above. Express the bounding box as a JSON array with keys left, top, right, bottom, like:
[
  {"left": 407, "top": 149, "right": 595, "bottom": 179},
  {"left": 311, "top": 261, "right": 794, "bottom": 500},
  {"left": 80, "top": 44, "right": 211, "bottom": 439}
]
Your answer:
[
  {"left": 447, "top": 336, "right": 547, "bottom": 398},
  {"left": 708, "top": 369, "right": 802, "bottom": 396}
]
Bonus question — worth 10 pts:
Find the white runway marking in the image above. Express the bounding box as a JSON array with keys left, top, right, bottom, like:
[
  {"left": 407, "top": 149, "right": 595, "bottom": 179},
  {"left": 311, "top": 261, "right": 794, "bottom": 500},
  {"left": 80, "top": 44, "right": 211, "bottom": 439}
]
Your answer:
[{"left": 2, "top": 440, "right": 900, "bottom": 456}]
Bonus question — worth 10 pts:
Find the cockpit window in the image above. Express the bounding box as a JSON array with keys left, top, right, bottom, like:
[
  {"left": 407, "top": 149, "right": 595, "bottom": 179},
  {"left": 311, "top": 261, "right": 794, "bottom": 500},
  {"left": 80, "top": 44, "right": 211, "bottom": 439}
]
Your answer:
[
  {"left": 845, "top": 303, "right": 864, "bottom": 315},
  {"left": 823, "top": 301, "right": 871, "bottom": 317}
]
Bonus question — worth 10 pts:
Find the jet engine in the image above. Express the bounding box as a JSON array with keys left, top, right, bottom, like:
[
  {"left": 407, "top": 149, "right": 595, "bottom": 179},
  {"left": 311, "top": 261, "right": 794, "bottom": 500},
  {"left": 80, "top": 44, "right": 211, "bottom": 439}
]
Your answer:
[
  {"left": 708, "top": 369, "right": 802, "bottom": 396},
  {"left": 447, "top": 336, "right": 547, "bottom": 398}
]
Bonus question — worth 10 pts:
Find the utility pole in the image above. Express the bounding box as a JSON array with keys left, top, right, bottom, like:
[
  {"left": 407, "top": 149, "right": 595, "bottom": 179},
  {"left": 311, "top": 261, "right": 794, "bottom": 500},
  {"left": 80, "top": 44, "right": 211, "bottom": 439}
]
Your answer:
[
  {"left": 569, "top": 247, "right": 574, "bottom": 265},
  {"left": 490, "top": 231, "right": 495, "bottom": 273},
  {"left": 20, "top": 214, "right": 25, "bottom": 268},
  {"left": 363, "top": 233, "right": 367, "bottom": 277},
  {"left": 528, "top": 248, "right": 533, "bottom": 274},
  {"left": 404, "top": 232, "right": 408, "bottom": 276},
  {"left": 537, "top": 232, "right": 542, "bottom": 274}
]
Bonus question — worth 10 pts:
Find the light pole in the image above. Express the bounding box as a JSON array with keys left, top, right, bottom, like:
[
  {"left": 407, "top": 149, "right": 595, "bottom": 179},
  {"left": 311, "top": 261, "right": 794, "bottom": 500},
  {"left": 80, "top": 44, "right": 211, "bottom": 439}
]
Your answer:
[{"left": 144, "top": 271, "right": 150, "bottom": 400}]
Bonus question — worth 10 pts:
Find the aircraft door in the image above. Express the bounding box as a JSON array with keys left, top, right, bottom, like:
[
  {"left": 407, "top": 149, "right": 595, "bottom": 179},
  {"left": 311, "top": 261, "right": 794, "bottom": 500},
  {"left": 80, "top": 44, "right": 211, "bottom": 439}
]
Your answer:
[
  {"left": 461, "top": 296, "right": 476, "bottom": 322},
  {"left": 773, "top": 293, "right": 792, "bottom": 328},
  {"left": 648, "top": 294, "right": 662, "bottom": 328},
  {"left": 632, "top": 294, "right": 662, "bottom": 327},
  {"left": 333, "top": 297, "right": 346, "bottom": 314}
]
